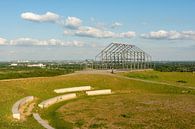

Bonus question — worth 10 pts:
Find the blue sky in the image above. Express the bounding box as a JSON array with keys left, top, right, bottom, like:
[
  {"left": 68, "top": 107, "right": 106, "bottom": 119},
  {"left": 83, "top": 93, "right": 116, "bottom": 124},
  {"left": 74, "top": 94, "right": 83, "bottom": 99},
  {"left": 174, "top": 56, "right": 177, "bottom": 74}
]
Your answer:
[{"left": 0, "top": 0, "right": 195, "bottom": 61}]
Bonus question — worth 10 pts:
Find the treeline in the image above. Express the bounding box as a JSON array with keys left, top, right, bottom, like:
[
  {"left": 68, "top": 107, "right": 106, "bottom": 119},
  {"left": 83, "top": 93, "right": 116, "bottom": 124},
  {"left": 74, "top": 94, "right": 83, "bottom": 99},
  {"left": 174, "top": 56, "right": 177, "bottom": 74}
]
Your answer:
[
  {"left": 0, "top": 63, "right": 86, "bottom": 80},
  {"left": 153, "top": 62, "right": 195, "bottom": 72}
]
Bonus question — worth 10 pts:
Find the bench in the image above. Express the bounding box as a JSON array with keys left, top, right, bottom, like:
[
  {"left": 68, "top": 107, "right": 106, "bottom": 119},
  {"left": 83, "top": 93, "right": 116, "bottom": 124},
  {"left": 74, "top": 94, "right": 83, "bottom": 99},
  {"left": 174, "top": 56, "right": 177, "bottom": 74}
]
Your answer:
[
  {"left": 54, "top": 86, "right": 91, "bottom": 93},
  {"left": 12, "top": 96, "right": 34, "bottom": 120},
  {"left": 86, "top": 89, "right": 112, "bottom": 96},
  {"left": 38, "top": 93, "right": 76, "bottom": 108}
]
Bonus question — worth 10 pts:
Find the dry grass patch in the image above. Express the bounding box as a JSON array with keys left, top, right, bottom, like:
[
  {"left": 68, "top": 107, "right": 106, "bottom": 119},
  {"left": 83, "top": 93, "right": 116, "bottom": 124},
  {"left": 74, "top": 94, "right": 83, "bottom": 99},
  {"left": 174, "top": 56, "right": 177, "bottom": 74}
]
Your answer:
[{"left": 57, "top": 93, "right": 195, "bottom": 129}]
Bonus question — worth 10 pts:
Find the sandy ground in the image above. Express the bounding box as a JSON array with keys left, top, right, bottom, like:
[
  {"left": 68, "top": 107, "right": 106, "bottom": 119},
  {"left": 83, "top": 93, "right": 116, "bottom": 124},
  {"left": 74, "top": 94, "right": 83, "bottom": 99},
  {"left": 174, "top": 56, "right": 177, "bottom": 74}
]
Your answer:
[{"left": 19, "top": 99, "right": 37, "bottom": 121}]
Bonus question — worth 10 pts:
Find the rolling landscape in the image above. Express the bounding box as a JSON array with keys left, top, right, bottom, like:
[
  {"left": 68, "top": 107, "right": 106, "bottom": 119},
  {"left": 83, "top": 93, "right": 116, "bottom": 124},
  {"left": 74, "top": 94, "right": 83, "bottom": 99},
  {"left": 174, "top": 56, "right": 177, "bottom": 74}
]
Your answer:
[
  {"left": 0, "top": 62, "right": 195, "bottom": 129},
  {"left": 0, "top": 0, "right": 195, "bottom": 129}
]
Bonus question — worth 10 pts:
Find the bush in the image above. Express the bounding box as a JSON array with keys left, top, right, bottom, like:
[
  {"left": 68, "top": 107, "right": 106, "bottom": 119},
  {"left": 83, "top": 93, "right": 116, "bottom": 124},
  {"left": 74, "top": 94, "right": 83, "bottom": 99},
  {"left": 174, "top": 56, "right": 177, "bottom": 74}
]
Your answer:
[{"left": 176, "top": 80, "right": 187, "bottom": 83}]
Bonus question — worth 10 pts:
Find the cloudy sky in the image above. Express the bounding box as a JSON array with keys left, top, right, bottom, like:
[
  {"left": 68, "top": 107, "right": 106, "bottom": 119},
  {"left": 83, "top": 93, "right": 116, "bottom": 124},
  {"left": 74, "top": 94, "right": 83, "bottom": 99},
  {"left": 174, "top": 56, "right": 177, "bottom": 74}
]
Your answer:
[{"left": 0, "top": 0, "right": 195, "bottom": 61}]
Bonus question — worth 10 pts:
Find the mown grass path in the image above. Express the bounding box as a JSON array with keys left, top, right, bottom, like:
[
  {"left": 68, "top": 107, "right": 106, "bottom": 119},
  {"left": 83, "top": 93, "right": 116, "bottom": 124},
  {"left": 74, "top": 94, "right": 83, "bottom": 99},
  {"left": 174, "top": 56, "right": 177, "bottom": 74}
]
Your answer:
[
  {"left": 1, "top": 70, "right": 194, "bottom": 90},
  {"left": 75, "top": 70, "right": 195, "bottom": 90}
]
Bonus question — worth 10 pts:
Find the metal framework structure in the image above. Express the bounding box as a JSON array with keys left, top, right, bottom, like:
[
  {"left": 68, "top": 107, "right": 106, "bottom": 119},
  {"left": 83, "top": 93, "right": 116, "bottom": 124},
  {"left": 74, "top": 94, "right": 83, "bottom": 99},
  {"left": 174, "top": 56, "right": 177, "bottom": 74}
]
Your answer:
[{"left": 94, "top": 43, "right": 152, "bottom": 69}]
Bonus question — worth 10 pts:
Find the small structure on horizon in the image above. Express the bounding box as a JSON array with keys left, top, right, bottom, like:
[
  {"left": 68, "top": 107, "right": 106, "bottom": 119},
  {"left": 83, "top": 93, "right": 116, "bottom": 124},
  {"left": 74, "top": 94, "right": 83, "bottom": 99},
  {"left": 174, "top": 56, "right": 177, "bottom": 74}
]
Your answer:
[
  {"left": 94, "top": 42, "right": 152, "bottom": 70},
  {"left": 27, "top": 63, "right": 46, "bottom": 67},
  {"left": 10, "top": 63, "right": 18, "bottom": 66}
]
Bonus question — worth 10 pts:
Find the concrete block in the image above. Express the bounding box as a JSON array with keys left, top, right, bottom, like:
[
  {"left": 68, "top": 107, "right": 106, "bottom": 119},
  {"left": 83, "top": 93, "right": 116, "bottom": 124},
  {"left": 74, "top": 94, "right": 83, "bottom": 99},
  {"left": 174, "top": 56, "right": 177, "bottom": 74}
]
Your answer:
[
  {"left": 54, "top": 86, "right": 91, "bottom": 93},
  {"left": 86, "top": 89, "right": 112, "bottom": 96},
  {"left": 12, "top": 96, "right": 34, "bottom": 120},
  {"left": 38, "top": 93, "right": 77, "bottom": 108}
]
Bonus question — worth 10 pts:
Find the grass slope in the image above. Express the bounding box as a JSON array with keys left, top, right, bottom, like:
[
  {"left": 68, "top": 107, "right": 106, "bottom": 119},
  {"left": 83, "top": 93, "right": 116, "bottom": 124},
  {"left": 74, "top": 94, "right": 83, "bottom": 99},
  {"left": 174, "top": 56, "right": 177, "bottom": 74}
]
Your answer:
[
  {"left": 57, "top": 94, "right": 195, "bottom": 129},
  {"left": 122, "top": 71, "right": 195, "bottom": 87},
  {"left": 0, "top": 72, "right": 194, "bottom": 129}
]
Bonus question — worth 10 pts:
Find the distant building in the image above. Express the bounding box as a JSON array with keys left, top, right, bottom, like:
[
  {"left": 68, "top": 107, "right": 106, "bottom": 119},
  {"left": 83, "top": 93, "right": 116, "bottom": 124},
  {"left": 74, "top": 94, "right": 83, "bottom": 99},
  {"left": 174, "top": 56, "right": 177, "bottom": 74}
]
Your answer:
[
  {"left": 27, "top": 63, "right": 46, "bottom": 67},
  {"left": 10, "top": 63, "right": 18, "bottom": 66},
  {"left": 17, "top": 60, "right": 29, "bottom": 63}
]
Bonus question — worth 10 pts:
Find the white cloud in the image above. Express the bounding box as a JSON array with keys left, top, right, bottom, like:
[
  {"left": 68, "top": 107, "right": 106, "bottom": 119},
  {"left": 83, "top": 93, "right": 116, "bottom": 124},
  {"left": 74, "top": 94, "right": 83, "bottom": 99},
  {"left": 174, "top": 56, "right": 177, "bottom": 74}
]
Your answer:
[
  {"left": 120, "top": 31, "right": 136, "bottom": 38},
  {"left": 75, "top": 26, "right": 115, "bottom": 38},
  {"left": 64, "top": 26, "right": 136, "bottom": 39},
  {"left": 111, "top": 22, "right": 122, "bottom": 28},
  {"left": 0, "top": 37, "right": 7, "bottom": 45},
  {"left": 20, "top": 12, "right": 135, "bottom": 39},
  {"left": 10, "top": 38, "right": 40, "bottom": 45},
  {"left": 141, "top": 30, "right": 195, "bottom": 40},
  {"left": 21, "top": 12, "right": 82, "bottom": 29},
  {"left": 21, "top": 12, "right": 60, "bottom": 22},
  {"left": 65, "top": 16, "right": 82, "bottom": 29},
  {"left": 0, "top": 37, "right": 84, "bottom": 47},
  {"left": 63, "top": 30, "right": 73, "bottom": 35},
  {"left": 90, "top": 17, "right": 95, "bottom": 22}
]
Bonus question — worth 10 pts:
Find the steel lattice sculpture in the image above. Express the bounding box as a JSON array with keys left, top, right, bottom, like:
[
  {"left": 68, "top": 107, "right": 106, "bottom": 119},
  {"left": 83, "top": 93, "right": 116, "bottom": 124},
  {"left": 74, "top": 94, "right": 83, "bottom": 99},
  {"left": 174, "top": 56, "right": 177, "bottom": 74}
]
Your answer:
[{"left": 94, "top": 43, "right": 152, "bottom": 69}]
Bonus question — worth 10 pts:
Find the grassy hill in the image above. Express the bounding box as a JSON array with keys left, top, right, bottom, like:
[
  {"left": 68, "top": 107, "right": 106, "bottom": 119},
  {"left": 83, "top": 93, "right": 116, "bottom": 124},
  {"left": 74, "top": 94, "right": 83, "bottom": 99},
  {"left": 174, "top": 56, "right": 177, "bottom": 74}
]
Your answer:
[
  {"left": 121, "top": 71, "right": 195, "bottom": 88},
  {"left": 0, "top": 71, "right": 194, "bottom": 129}
]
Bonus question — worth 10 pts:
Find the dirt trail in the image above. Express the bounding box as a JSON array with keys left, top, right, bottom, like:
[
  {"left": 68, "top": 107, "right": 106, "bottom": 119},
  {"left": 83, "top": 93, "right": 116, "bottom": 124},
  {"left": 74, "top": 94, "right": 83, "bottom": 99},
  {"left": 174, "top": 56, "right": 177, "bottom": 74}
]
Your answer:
[{"left": 19, "top": 100, "right": 36, "bottom": 121}]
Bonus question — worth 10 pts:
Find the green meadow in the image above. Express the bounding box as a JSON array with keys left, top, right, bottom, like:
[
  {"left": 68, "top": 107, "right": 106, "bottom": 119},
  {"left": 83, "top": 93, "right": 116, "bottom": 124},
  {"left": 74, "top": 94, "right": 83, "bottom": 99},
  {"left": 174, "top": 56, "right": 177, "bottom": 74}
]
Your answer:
[{"left": 122, "top": 70, "right": 195, "bottom": 87}]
